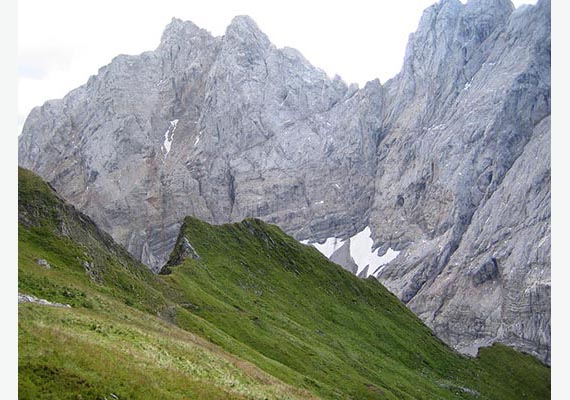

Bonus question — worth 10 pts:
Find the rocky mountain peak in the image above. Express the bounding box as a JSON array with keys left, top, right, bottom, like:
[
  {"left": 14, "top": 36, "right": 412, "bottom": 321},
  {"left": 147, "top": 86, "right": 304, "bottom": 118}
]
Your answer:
[
  {"left": 418, "top": 0, "right": 463, "bottom": 28},
  {"left": 462, "top": 0, "right": 514, "bottom": 11},
  {"left": 159, "top": 17, "right": 212, "bottom": 47},
  {"left": 224, "top": 15, "right": 271, "bottom": 48},
  {"left": 18, "top": 1, "right": 550, "bottom": 364},
  {"left": 408, "top": 0, "right": 513, "bottom": 66}
]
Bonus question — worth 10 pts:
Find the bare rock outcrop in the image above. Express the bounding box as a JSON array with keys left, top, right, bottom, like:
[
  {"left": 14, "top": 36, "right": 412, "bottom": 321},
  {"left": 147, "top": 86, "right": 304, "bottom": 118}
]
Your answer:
[{"left": 372, "top": 0, "right": 550, "bottom": 363}]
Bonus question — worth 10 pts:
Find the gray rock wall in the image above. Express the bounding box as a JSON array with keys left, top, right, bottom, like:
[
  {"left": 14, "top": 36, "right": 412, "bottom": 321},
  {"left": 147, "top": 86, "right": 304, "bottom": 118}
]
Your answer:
[
  {"left": 372, "top": 0, "right": 550, "bottom": 363},
  {"left": 18, "top": 0, "right": 550, "bottom": 363}
]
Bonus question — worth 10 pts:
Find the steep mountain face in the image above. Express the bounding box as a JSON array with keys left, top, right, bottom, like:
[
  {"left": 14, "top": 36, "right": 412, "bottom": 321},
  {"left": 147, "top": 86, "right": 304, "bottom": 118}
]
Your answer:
[
  {"left": 371, "top": 0, "right": 551, "bottom": 364},
  {"left": 18, "top": 15, "right": 380, "bottom": 271},
  {"left": 18, "top": 168, "right": 551, "bottom": 399},
  {"left": 18, "top": 0, "right": 551, "bottom": 363}
]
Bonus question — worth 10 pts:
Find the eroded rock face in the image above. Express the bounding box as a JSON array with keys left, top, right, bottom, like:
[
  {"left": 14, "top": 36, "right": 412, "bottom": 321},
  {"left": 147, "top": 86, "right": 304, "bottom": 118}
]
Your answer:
[
  {"left": 372, "top": 0, "right": 551, "bottom": 364},
  {"left": 410, "top": 116, "right": 551, "bottom": 364},
  {"left": 18, "top": 0, "right": 550, "bottom": 363},
  {"left": 19, "top": 15, "right": 380, "bottom": 272}
]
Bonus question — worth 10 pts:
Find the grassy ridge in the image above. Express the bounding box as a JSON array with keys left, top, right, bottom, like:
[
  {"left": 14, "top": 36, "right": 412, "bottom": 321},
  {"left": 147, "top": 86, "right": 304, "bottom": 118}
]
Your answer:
[
  {"left": 18, "top": 167, "right": 313, "bottom": 399},
  {"left": 18, "top": 167, "right": 550, "bottom": 399},
  {"left": 161, "top": 217, "right": 550, "bottom": 399}
]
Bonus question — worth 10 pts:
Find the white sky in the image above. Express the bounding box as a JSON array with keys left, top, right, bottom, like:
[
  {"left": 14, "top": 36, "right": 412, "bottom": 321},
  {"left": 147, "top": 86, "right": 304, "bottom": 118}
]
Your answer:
[{"left": 17, "top": 0, "right": 537, "bottom": 134}]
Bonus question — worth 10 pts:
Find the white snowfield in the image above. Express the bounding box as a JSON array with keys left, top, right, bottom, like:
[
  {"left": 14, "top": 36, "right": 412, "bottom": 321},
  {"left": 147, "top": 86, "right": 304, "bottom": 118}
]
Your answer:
[
  {"left": 312, "top": 237, "right": 345, "bottom": 258},
  {"left": 162, "top": 119, "right": 179, "bottom": 157},
  {"left": 302, "top": 226, "right": 400, "bottom": 278}
]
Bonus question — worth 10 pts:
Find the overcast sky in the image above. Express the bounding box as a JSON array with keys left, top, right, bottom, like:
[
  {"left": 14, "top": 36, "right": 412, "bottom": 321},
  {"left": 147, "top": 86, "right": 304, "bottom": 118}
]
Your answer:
[{"left": 18, "top": 0, "right": 538, "bottom": 134}]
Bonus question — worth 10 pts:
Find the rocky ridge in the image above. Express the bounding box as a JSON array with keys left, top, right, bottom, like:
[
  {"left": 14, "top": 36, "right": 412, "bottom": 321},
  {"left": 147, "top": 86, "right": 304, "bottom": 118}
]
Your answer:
[{"left": 18, "top": 0, "right": 551, "bottom": 363}]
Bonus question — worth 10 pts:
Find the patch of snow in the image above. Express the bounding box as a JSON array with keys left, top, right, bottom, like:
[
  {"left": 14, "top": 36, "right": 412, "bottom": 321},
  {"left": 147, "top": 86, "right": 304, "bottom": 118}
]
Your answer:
[
  {"left": 162, "top": 119, "right": 179, "bottom": 157},
  {"left": 464, "top": 82, "right": 472, "bottom": 90},
  {"left": 428, "top": 124, "right": 446, "bottom": 131},
  {"left": 193, "top": 130, "right": 204, "bottom": 147},
  {"left": 348, "top": 227, "right": 376, "bottom": 273},
  {"left": 163, "top": 130, "right": 173, "bottom": 156},
  {"left": 303, "top": 226, "right": 400, "bottom": 278},
  {"left": 348, "top": 227, "right": 400, "bottom": 276},
  {"left": 314, "top": 200, "right": 324, "bottom": 205},
  {"left": 376, "top": 247, "right": 400, "bottom": 267},
  {"left": 313, "top": 237, "right": 345, "bottom": 258}
]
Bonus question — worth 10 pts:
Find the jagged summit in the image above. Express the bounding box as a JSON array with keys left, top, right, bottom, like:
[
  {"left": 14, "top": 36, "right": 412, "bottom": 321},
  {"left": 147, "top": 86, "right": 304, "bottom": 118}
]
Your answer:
[
  {"left": 226, "top": 15, "right": 266, "bottom": 37},
  {"left": 159, "top": 14, "right": 271, "bottom": 49},
  {"left": 159, "top": 17, "right": 213, "bottom": 46}
]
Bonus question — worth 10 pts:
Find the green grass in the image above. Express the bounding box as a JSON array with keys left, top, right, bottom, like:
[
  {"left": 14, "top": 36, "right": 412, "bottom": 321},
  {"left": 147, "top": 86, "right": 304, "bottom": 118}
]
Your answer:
[
  {"left": 18, "top": 167, "right": 315, "bottom": 400},
  {"left": 159, "top": 217, "right": 550, "bottom": 400},
  {"left": 19, "top": 299, "right": 315, "bottom": 400},
  {"left": 18, "top": 167, "right": 550, "bottom": 399}
]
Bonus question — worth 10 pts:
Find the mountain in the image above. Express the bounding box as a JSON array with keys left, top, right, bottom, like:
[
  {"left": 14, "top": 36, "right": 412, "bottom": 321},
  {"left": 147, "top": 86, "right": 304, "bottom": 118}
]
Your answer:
[
  {"left": 18, "top": 167, "right": 315, "bottom": 399},
  {"left": 18, "top": 0, "right": 551, "bottom": 363},
  {"left": 371, "top": 0, "right": 551, "bottom": 365},
  {"left": 18, "top": 167, "right": 550, "bottom": 399}
]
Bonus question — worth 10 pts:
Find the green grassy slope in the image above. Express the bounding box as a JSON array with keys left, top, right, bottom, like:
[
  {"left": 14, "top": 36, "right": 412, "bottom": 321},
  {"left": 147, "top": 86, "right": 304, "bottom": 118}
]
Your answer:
[
  {"left": 161, "top": 217, "right": 550, "bottom": 400},
  {"left": 18, "top": 167, "right": 550, "bottom": 399},
  {"left": 18, "top": 167, "right": 314, "bottom": 400}
]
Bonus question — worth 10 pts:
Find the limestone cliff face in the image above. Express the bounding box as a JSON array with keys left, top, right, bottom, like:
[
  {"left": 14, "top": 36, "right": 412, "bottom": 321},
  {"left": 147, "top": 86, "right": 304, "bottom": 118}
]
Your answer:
[
  {"left": 369, "top": 0, "right": 551, "bottom": 364},
  {"left": 18, "top": 0, "right": 550, "bottom": 363},
  {"left": 19, "top": 15, "right": 381, "bottom": 271}
]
